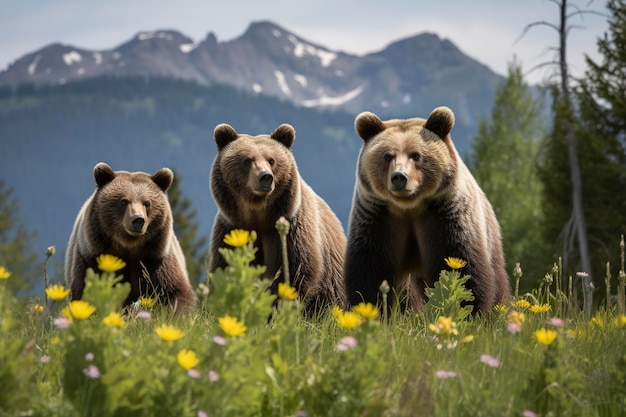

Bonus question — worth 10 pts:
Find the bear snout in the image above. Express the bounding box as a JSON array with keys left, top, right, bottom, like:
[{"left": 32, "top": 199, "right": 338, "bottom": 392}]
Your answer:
[
  {"left": 390, "top": 171, "right": 409, "bottom": 191},
  {"left": 258, "top": 171, "right": 274, "bottom": 191},
  {"left": 129, "top": 214, "right": 146, "bottom": 234}
]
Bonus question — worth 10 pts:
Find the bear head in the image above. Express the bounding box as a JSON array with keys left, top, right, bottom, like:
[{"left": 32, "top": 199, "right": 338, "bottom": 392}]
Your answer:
[
  {"left": 211, "top": 123, "right": 299, "bottom": 218},
  {"left": 92, "top": 162, "right": 174, "bottom": 249},
  {"left": 355, "top": 106, "right": 457, "bottom": 210}
]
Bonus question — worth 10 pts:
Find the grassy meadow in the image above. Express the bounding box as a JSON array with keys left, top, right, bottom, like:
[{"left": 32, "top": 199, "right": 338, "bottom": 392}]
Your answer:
[{"left": 1, "top": 228, "right": 626, "bottom": 417}]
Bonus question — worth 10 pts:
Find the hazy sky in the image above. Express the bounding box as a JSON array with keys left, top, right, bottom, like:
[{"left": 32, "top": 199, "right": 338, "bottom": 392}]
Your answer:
[{"left": 0, "top": 0, "right": 609, "bottom": 84}]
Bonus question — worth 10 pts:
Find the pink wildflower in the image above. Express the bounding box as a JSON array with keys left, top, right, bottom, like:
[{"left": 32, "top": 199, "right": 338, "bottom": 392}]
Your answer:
[
  {"left": 53, "top": 317, "right": 71, "bottom": 329},
  {"left": 208, "top": 370, "right": 219, "bottom": 382},
  {"left": 212, "top": 335, "right": 227, "bottom": 346},
  {"left": 435, "top": 370, "right": 458, "bottom": 379},
  {"left": 187, "top": 369, "right": 201, "bottom": 379},
  {"left": 83, "top": 364, "right": 100, "bottom": 379},
  {"left": 549, "top": 317, "right": 564, "bottom": 327},
  {"left": 336, "top": 336, "right": 358, "bottom": 351},
  {"left": 480, "top": 354, "right": 500, "bottom": 368},
  {"left": 507, "top": 322, "right": 521, "bottom": 334}
]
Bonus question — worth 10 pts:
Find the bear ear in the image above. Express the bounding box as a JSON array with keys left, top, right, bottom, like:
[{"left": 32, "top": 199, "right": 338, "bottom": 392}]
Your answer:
[
  {"left": 271, "top": 124, "right": 296, "bottom": 149},
  {"left": 214, "top": 123, "right": 239, "bottom": 150},
  {"left": 424, "top": 106, "right": 455, "bottom": 139},
  {"left": 94, "top": 162, "right": 116, "bottom": 188},
  {"left": 151, "top": 168, "right": 174, "bottom": 193},
  {"left": 355, "top": 112, "right": 386, "bottom": 142}
]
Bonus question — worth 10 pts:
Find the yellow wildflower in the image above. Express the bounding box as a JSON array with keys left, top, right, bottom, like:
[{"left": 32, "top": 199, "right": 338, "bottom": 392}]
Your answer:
[
  {"left": 508, "top": 311, "right": 526, "bottom": 326},
  {"left": 155, "top": 324, "right": 185, "bottom": 341},
  {"left": 96, "top": 254, "right": 126, "bottom": 273},
  {"left": 33, "top": 304, "right": 44, "bottom": 313},
  {"left": 277, "top": 282, "right": 298, "bottom": 300},
  {"left": 0, "top": 266, "right": 11, "bottom": 280},
  {"left": 444, "top": 257, "right": 467, "bottom": 270},
  {"left": 177, "top": 349, "right": 199, "bottom": 370},
  {"left": 615, "top": 314, "right": 626, "bottom": 327},
  {"left": 45, "top": 284, "right": 71, "bottom": 301},
  {"left": 493, "top": 303, "right": 508, "bottom": 314},
  {"left": 534, "top": 328, "right": 557, "bottom": 346},
  {"left": 218, "top": 315, "right": 247, "bottom": 337},
  {"left": 352, "top": 302, "right": 379, "bottom": 320},
  {"left": 138, "top": 297, "right": 155, "bottom": 308},
  {"left": 331, "top": 305, "right": 343, "bottom": 318},
  {"left": 223, "top": 229, "right": 250, "bottom": 247},
  {"left": 530, "top": 304, "right": 551, "bottom": 314},
  {"left": 590, "top": 315, "right": 605, "bottom": 328},
  {"left": 335, "top": 311, "right": 363, "bottom": 329},
  {"left": 428, "top": 316, "right": 458, "bottom": 336},
  {"left": 102, "top": 312, "right": 128, "bottom": 328},
  {"left": 67, "top": 300, "right": 96, "bottom": 320},
  {"left": 460, "top": 334, "right": 475, "bottom": 343},
  {"left": 513, "top": 299, "right": 531, "bottom": 310}
]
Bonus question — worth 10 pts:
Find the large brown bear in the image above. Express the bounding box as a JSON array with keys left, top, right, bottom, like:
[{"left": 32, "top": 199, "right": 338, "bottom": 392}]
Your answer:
[
  {"left": 208, "top": 123, "right": 347, "bottom": 316},
  {"left": 65, "top": 162, "right": 196, "bottom": 312},
  {"left": 344, "top": 107, "right": 510, "bottom": 314}
]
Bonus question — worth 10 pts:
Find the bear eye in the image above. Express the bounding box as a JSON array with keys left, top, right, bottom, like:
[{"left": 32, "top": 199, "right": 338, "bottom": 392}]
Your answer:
[
  {"left": 243, "top": 158, "right": 253, "bottom": 166},
  {"left": 120, "top": 198, "right": 129, "bottom": 206},
  {"left": 144, "top": 201, "right": 151, "bottom": 208},
  {"left": 384, "top": 153, "right": 394, "bottom": 162},
  {"left": 410, "top": 152, "right": 420, "bottom": 162},
  {"left": 268, "top": 158, "right": 275, "bottom": 165}
]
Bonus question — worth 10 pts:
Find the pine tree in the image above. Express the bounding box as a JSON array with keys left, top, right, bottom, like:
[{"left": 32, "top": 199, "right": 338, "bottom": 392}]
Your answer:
[{"left": 468, "top": 60, "right": 550, "bottom": 292}]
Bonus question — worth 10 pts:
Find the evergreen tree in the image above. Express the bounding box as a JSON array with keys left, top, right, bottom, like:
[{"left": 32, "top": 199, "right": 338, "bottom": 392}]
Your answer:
[
  {"left": 0, "top": 180, "right": 39, "bottom": 294},
  {"left": 168, "top": 171, "right": 208, "bottom": 288},
  {"left": 469, "top": 60, "right": 550, "bottom": 292}
]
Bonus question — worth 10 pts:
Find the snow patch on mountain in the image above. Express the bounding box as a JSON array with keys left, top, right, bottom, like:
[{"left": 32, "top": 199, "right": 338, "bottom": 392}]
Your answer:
[
  {"left": 287, "top": 35, "right": 336, "bottom": 67},
  {"left": 63, "top": 51, "right": 82, "bottom": 65},
  {"left": 293, "top": 74, "right": 307, "bottom": 88},
  {"left": 28, "top": 55, "right": 41, "bottom": 75},
  {"left": 274, "top": 71, "right": 292, "bottom": 96},
  {"left": 301, "top": 85, "right": 364, "bottom": 107}
]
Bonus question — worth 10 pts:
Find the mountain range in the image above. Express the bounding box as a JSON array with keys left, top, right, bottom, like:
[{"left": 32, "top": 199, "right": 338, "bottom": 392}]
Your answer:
[{"left": 0, "top": 20, "right": 505, "bottom": 288}]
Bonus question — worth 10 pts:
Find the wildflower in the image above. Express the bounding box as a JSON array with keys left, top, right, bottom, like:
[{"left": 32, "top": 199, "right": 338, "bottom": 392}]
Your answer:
[
  {"left": 85, "top": 353, "right": 94, "bottom": 361},
  {"left": 218, "top": 315, "right": 247, "bottom": 337},
  {"left": 614, "top": 314, "right": 626, "bottom": 327},
  {"left": 0, "top": 266, "right": 11, "bottom": 280},
  {"left": 83, "top": 364, "right": 100, "bottom": 379},
  {"left": 530, "top": 303, "right": 551, "bottom": 314},
  {"left": 138, "top": 296, "right": 155, "bottom": 308},
  {"left": 198, "top": 411, "right": 208, "bottom": 417},
  {"left": 33, "top": 304, "right": 44, "bottom": 313},
  {"left": 331, "top": 305, "right": 343, "bottom": 318},
  {"left": 590, "top": 315, "right": 605, "bottom": 328},
  {"left": 45, "top": 284, "right": 70, "bottom": 301},
  {"left": 352, "top": 302, "right": 379, "bottom": 320},
  {"left": 480, "top": 354, "right": 500, "bottom": 368},
  {"left": 435, "top": 370, "right": 458, "bottom": 379},
  {"left": 177, "top": 349, "right": 199, "bottom": 370},
  {"left": 187, "top": 369, "right": 201, "bottom": 378},
  {"left": 513, "top": 299, "right": 531, "bottom": 310},
  {"left": 507, "top": 322, "right": 521, "bottom": 334},
  {"left": 223, "top": 229, "right": 250, "bottom": 247},
  {"left": 102, "top": 312, "right": 128, "bottom": 328},
  {"left": 336, "top": 336, "right": 358, "bottom": 351},
  {"left": 96, "top": 254, "right": 126, "bottom": 273},
  {"left": 534, "top": 328, "right": 557, "bottom": 346},
  {"left": 428, "top": 316, "right": 458, "bottom": 336},
  {"left": 460, "top": 334, "right": 474, "bottom": 343},
  {"left": 54, "top": 316, "right": 71, "bottom": 329},
  {"left": 46, "top": 246, "right": 56, "bottom": 257},
  {"left": 493, "top": 303, "right": 508, "bottom": 314},
  {"left": 523, "top": 411, "right": 538, "bottom": 417},
  {"left": 212, "top": 335, "right": 227, "bottom": 346},
  {"left": 444, "top": 257, "right": 467, "bottom": 270},
  {"left": 508, "top": 311, "right": 525, "bottom": 326},
  {"left": 277, "top": 282, "right": 298, "bottom": 300},
  {"left": 135, "top": 311, "right": 151, "bottom": 320},
  {"left": 548, "top": 317, "right": 565, "bottom": 327},
  {"left": 208, "top": 370, "right": 219, "bottom": 382},
  {"left": 335, "top": 311, "right": 363, "bottom": 329},
  {"left": 40, "top": 355, "right": 51, "bottom": 364},
  {"left": 155, "top": 324, "right": 185, "bottom": 341},
  {"left": 68, "top": 300, "right": 96, "bottom": 320}
]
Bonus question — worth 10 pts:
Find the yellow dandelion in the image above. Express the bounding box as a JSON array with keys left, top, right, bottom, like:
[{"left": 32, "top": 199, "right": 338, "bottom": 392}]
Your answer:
[
  {"left": 352, "top": 302, "right": 379, "bottom": 320},
  {"left": 460, "top": 334, "right": 475, "bottom": 343},
  {"left": 513, "top": 299, "right": 531, "bottom": 310},
  {"left": 67, "top": 300, "right": 96, "bottom": 320},
  {"left": 428, "top": 316, "right": 458, "bottom": 336},
  {"left": 0, "top": 266, "right": 11, "bottom": 280},
  {"left": 155, "top": 324, "right": 185, "bottom": 341},
  {"left": 138, "top": 297, "right": 155, "bottom": 308},
  {"left": 493, "top": 303, "right": 508, "bottom": 314},
  {"left": 530, "top": 303, "right": 551, "bottom": 314},
  {"left": 444, "top": 257, "right": 467, "bottom": 270},
  {"left": 96, "top": 254, "right": 126, "bottom": 273},
  {"left": 508, "top": 311, "right": 526, "bottom": 326},
  {"left": 60, "top": 305, "right": 71, "bottom": 318},
  {"left": 33, "top": 304, "right": 44, "bottom": 313},
  {"left": 335, "top": 311, "right": 363, "bottom": 329},
  {"left": 102, "top": 312, "right": 128, "bottom": 328},
  {"left": 614, "top": 314, "right": 626, "bottom": 327},
  {"left": 218, "top": 315, "right": 247, "bottom": 337},
  {"left": 223, "top": 229, "right": 251, "bottom": 247},
  {"left": 590, "top": 315, "right": 605, "bottom": 328},
  {"left": 45, "top": 284, "right": 71, "bottom": 301},
  {"left": 331, "top": 305, "right": 343, "bottom": 318},
  {"left": 277, "top": 282, "right": 298, "bottom": 300},
  {"left": 534, "top": 328, "right": 557, "bottom": 346},
  {"left": 177, "top": 349, "right": 200, "bottom": 370}
]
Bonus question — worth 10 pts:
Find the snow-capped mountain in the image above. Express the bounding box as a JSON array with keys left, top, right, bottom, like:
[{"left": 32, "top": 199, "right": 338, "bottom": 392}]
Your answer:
[{"left": 0, "top": 20, "right": 502, "bottom": 119}]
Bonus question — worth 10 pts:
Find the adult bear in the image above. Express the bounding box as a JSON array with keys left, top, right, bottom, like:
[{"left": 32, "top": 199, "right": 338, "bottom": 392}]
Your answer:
[
  {"left": 208, "top": 123, "right": 347, "bottom": 316},
  {"left": 65, "top": 163, "right": 196, "bottom": 312},
  {"left": 344, "top": 107, "right": 510, "bottom": 314}
]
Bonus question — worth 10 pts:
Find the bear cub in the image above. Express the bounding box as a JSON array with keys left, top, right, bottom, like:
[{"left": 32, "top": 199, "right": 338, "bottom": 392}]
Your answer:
[
  {"left": 65, "top": 162, "right": 196, "bottom": 312},
  {"left": 344, "top": 107, "right": 510, "bottom": 314},
  {"left": 208, "top": 123, "right": 347, "bottom": 315}
]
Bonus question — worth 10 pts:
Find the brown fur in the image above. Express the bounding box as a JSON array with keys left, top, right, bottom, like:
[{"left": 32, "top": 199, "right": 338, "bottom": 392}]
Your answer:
[
  {"left": 209, "top": 123, "right": 347, "bottom": 316},
  {"left": 344, "top": 107, "right": 510, "bottom": 314},
  {"left": 65, "top": 163, "right": 196, "bottom": 312}
]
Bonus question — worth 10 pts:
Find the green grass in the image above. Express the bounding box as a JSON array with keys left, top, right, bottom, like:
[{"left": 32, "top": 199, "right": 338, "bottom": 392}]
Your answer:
[{"left": 1, "top": 234, "right": 626, "bottom": 417}]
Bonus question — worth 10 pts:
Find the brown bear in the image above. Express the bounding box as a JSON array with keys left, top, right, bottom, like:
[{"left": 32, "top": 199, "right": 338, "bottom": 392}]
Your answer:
[
  {"left": 65, "top": 162, "right": 196, "bottom": 312},
  {"left": 208, "top": 123, "right": 347, "bottom": 316},
  {"left": 344, "top": 107, "right": 510, "bottom": 314}
]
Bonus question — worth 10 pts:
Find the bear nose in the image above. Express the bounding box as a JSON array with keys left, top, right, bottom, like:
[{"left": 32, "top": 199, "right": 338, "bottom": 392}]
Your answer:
[
  {"left": 131, "top": 215, "right": 145, "bottom": 231},
  {"left": 258, "top": 171, "right": 274, "bottom": 189},
  {"left": 391, "top": 171, "right": 408, "bottom": 190}
]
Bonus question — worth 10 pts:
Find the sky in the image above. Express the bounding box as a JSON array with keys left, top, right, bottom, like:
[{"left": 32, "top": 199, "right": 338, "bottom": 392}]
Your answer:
[{"left": 0, "top": 0, "right": 610, "bottom": 85}]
